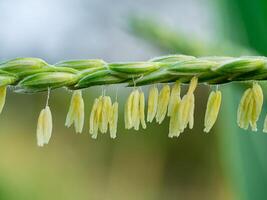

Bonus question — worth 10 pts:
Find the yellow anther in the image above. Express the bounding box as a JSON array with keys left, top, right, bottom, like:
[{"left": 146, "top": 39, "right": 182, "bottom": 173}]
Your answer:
[
  {"left": 178, "top": 94, "right": 190, "bottom": 132},
  {"left": 177, "top": 77, "right": 198, "bottom": 132},
  {"left": 65, "top": 90, "right": 84, "bottom": 133},
  {"left": 250, "top": 83, "right": 263, "bottom": 131},
  {"left": 109, "top": 101, "right": 118, "bottom": 139},
  {"left": 242, "top": 90, "right": 253, "bottom": 130},
  {"left": 188, "top": 94, "right": 195, "bottom": 129},
  {"left": 237, "top": 82, "right": 263, "bottom": 131},
  {"left": 132, "top": 89, "right": 140, "bottom": 130},
  {"left": 168, "top": 81, "right": 181, "bottom": 117},
  {"left": 99, "top": 96, "right": 112, "bottom": 133},
  {"left": 204, "top": 90, "right": 222, "bottom": 133},
  {"left": 0, "top": 86, "right": 6, "bottom": 114},
  {"left": 237, "top": 88, "right": 252, "bottom": 128},
  {"left": 92, "top": 96, "right": 103, "bottom": 139},
  {"left": 169, "top": 97, "right": 181, "bottom": 138},
  {"left": 125, "top": 91, "right": 134, "bottom": 129},
  {"left": 139, "top": 91, "right": 146, "bottom": 129},
  {"left": 188, "top": 76, "right": 198, "bottom": 94},
  {"left": 147, "top": 85, "right": 158, "bottom": 122},
  {"left": 89, "top": 98, "right": 99, "bottom": 135},
  {"left": 36, "top": 106, "right": 52, "bottom": 147},
  {"left": 156, "top": 84, "right": 170, "bottom": 124}
]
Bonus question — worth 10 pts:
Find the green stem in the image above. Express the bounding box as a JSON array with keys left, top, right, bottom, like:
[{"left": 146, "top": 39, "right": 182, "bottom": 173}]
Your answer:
[{"left": 1, "top": 55, "right": 267, "bottom": 93}]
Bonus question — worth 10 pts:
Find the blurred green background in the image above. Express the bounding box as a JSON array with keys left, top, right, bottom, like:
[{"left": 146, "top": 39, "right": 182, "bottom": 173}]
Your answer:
[{"left": 0, "top": 0, "right": 266, "bottom": 199}]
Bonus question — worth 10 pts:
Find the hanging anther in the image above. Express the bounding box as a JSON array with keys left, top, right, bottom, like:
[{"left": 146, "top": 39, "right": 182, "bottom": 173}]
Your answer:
[
  {"left": 204, "top": 89, "right": 222, "bottom": 133},
  {"left": 36, "top": 88, "right": 53, "bottom": 147},
  {"left": 65, "top": 90, "right": 84, "bottom": 133},
  {"left": 177, "top": 77, "right": 198, "bottom": 133},
  {"left": 156, "top": 84, "right": 170, "bottom": 124},
  {"left": 147, "top": 85, "right": 158, "bottom": 123},
  {"left": 237, "top": 82, "right": 263, "bottom": 131}
]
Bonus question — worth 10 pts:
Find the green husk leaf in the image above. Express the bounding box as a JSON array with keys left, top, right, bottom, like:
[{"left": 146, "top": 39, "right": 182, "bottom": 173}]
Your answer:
[
  {"left": 55, "top": 59, "right": 107, "bottom": 70},
  {"left": 17, "top": 72, "right": 77, "bottom": 92}
]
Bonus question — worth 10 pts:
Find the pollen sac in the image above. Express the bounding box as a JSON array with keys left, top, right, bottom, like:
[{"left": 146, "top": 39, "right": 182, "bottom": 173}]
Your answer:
[
  {"left": 0, "top": 86, "right": 7, "bottom": 114},
  {"left": 177, "top": 77, "right": 198, "bottom": 133},
  {"left": 36, "top": 106, "right": 53, "bottom": 147},
  {"left": 188, "top": 76, "right": 198, "bottom": 94},
  {"left": 93, "top": 96, "right": 103, "bottom": 139},
  {"left": 65, "top": 90, "right": 84, "bottom": 133},
  {"left": 132, "top": 89, "right": 140, "bottom": 130},
  {"left": 168, "top": 81, "right": 181, "bottom": 117},
  {"left": 124, "top": 88, "right": 147, "bottom": 130},
  {"left": 99, "top": 96, "right": 112, "bottom": 133},
  {"left": 251, "top": 82, "right": 263, "bottom": 131},
  {"left": 237, "top": 82, "right": 263, "bottom": 131},
  {"left": 204, "top": 90, "right": 222, "bottom": 133},
  {"left": 178, "top": 94, "right": 191, "bottom": 132},
  {"left": 90, "top": 95, "right": 118, "bottom": 139},
  {"left": 125, "top": 91, "right": 134, "bottom": 129},
  {"left": 237, "top": 88, "right": 251, "bottom": 129},
  {"left": 156, "top": 84, "right": 170, "bottom": 124},
  {"left": 169, "top": 97, "right": 181, "bottom": 138},
  {"left": 147, "top": 85, "right": 158, "bottom": 122},
  {"left": 109, "top": 101, "right": 119, "bottom": 139},
  {"left": 89, "top": 97, "right": 100, "bottom": 138},
  {"left": 139, "top": 91, "right": 146, "bottom": 129}
]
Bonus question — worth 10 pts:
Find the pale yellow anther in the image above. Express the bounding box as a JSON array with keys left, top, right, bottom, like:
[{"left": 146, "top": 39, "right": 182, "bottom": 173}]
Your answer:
[
  {"left": 139, "top": 91, "right": 146, "bottom": 129},
  {"left": 177, "top": 77, "right": 198, "bottom": 132},
  {"left": 241, "top": 90, "right": 253, "bottom": 129},
  {"left": 169, "top": 97, "right": 181, "bottom": 138},
  {"left": 250, "top": 83, "right": 263, "bottom": 131},
  {"left": 37, "top": 106, "right": 52, "bottom": 147},
  {"left": 237, "top": 82, "right": 263, "bottom": 131},
  {"left": 156, "top": 84, "right": 170, "bottom": 124},
  {"left": 237, "top": 88, "right": 251, "bottom": 128},
  {"left": 109, "top": 102, "right": 118, "bottom": 139},
  {"left": 178, "top": 94, "right": 190, "bottom": 132},
  {"left": 125, "top": 91, "right": 134, "bottom": 129},
  {"left": 89, "top": 98, "right": 99, "bottom": 135},
  {"left": 188, "top": 94, "right": 195, "bottom": 129},
  {"left": 92, "top": 96, "right": 103, "bottom": 139},
  {"left": 147, "top": 85, "right": 158, "bottom": 122},
  {"left": 65, "top": 90, "right": 84, "bottom": 133},
  {"left": 188, "top": 76, "right": 198, "bottom": 94},
  {"left": 204, "top": 90, "right": 222, "bottom": 133},
  {"left": 0, "top": 86, "right": 7, "bottom": 114},
  {"left": 132, "top": 89, "right": 140, "bottom": 130},
  {"left": 245, "top": 98, "right": 254, "bottom": 130},
  {"left": 99, "top": 96, "right": 112, "bottom": 133},
  {"left": 168, "top": 81, "right": 181, "bottom": 117}
]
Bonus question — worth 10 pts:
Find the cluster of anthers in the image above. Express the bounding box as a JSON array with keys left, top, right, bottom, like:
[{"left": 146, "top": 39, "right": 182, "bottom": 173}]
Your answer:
[{"left": 0, "top": 75, "right": 266, "bottom": 147}]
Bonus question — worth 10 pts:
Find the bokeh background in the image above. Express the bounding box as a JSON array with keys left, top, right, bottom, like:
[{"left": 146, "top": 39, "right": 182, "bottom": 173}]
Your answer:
[{"left": 0, "top": 0, "right": 266, "bottom": 199}]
